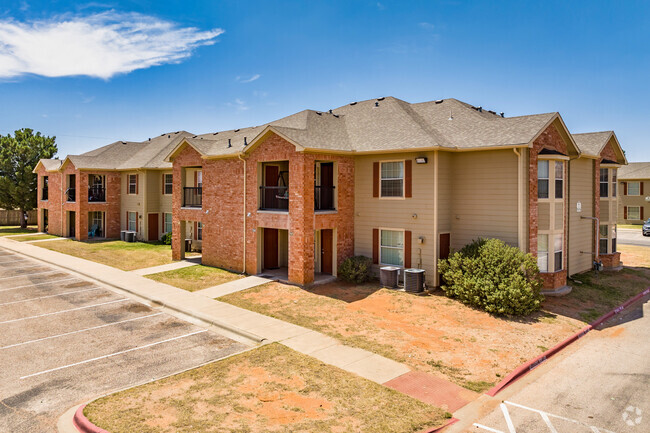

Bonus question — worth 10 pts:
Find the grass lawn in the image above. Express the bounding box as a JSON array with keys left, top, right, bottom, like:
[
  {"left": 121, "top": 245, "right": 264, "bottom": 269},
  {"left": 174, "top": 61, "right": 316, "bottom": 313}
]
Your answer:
[
  {"left": 9, "top": 234, "right": 61, "bottom": 242},
  {"left": 84, "top": 344, "right": 448, "bottom": 433},
  {"left": 37, "top": 239, "right": 175, "bottom": 271},
  {"left": 618, "top": 224, "right": 643, "bottom": 229},
  {"left": 220, "top": 245, "right": 650, "bottom": 392},
  {"left": 146, "top": 264, "right": 243, "bottom": 292},
  {"left": 0, "top": 225, "right": 38, "bottom": 236}
]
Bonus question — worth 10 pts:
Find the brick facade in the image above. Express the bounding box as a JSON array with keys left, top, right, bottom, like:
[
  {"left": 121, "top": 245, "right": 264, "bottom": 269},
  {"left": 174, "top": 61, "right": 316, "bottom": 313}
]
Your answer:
[
  {"left": 596, "top": 140, "right": 621, "bottom": 268},
  {"left": 528, "top": 122, "right": 570, "bottom": 290},
  {"left": 171, "top": 145, "right": 203, "bottom": 260}
]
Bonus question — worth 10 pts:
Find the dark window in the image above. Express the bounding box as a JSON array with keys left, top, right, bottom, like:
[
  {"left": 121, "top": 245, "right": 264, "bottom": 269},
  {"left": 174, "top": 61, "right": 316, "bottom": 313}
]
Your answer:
[
  {"left": 554, "top": 251, "right": 562, "bottom": 272},
  {"left": 599, "top": 238, "right": 608, "bottom": 255},
  {"left": 164, "top": 174, "right": 173, "bottom": 195},
  {"left": 128, "top": 174, "right": 137, "bottom": 194},
  {"left": 554, "top": 161, "right": 563, "bottom": 199},
  {"left": 537, "top": 161, "right": 549, "bottom": 199},
  {"left": 599, "top": 168, "right": 608, "bottom": 197},
  {"left": 41, "top": 176, "right": 48, "bottom": 200}
]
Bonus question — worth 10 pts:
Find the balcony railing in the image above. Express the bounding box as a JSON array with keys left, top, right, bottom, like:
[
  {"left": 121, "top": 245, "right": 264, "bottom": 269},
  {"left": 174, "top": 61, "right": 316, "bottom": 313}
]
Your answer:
[
  {"left": 88, "top": 185, "right": 106, "bottom": 202},
  {"left": 259, "top": 186, "right": 289, "bottom": 211},
  {"left": 315, "top": 185, "right": 335, "bottom": 211},
  {"left": 183, "top": 187, "right": 202, "bottom": 208},
  {"left": 66, "top": 187, "right": 76, "bottom": 202},
  {"left": 41, "top": 187, "right": 48, "bottom": 201}
]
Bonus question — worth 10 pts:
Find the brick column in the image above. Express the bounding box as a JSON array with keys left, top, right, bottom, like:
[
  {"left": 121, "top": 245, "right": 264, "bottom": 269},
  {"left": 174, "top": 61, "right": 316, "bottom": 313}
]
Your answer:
[{"left": 288, "top": 153, "right": 315, "bottom": 285}]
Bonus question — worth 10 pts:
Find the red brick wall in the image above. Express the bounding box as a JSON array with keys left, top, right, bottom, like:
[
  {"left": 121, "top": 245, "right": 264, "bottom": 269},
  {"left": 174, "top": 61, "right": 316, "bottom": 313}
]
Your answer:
[
  {"left": 600, "top": 252, "right": 621, "bottom": 268},
  {"left": 87, "top": 171, "right": 121, "bottom": 239},
  {"left": 36, "top": 166, "right": 63, "bottom": 235},
  {"left": 597, "top": 139, "right": 620, "bottom": 267},
  {"left": 528, "top": 122, "right": 570, "bottom": 290},
  {"left": 172, "top": 145, "right": 203, "bottom": 260},
  {"left": 600, "top": 140, "right": 618, "bottom": 162}
]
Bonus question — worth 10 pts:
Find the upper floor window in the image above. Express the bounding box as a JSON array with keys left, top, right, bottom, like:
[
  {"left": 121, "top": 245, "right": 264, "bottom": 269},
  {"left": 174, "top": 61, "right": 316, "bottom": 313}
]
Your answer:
[
  {"left": 612, "top": 169, "right": 617, "bottom": 197},
  {"left": 164, "top": 213, "right": 172, "bottom": 234},
  {"left": 554, "top": 161, "right": 564, "bottom": 199},
  {"left": 196, "top": 171, "right": 203, "bottom": 187},
  {"left": 380, "top": 229, "right": 404, "bottom": 266},
  {"left": 41, "top": 176, "right": 48, "bottom": 201},
  {"left": 380, "top": 161, "right": 404, "bottom": 197},
  {"left": 599, "top": 168, "right": 608, "bottom": 197},
  {"left": 627, "top": 181, "right": 640, "bottom": 196},
  {"left": 128, "top": 174, "right": 138, "bottom": 194},
  {"left": 164, "top": 174, "right": 173, "bottom": 195},
  {"left": 537, "top": 161, "right": 549, "bottom": 199}
]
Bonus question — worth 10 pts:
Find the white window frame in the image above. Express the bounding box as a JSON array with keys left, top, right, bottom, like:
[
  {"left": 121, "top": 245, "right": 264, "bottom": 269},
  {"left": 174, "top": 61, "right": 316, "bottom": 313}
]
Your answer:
[
  {"left": 599, "top": 168, "right": 609, "bottom": 198},
  {"left": 164, "top": 174, "right": 173, "bottom": 195},
  {"left": 197, "top": 222, "right": 203, "bottom": 240},
  {"left": 164, "top": 213, "right": 172, "bottom": 234},
  {"left": 537, "top": 234, "right": 548, "bottom": 272},
  {"left": 128, "top": 174, "right": 137, "bottom": 195},
  {"left": 554, "top": 161, "right": 564, "bottom": 199},
  {"left": 127, "top": 212, "right": 136, "bottom": 232},
  {"left": 627, "top": 206, "right": 641, "bottom": 220},
  {"left": 379, "top": 160, "right": 405, "bottom": 199},
  {"left": 553, "top": 233, "right": 563, "bottom": 271},
  {"left": 599, "top": 224, "right": 609, "bottom": 255},
  {"left": 196, "top": 171, "right": 203, "bottom": 188},
  {"left": 537, "top": 160, "right": 549, "bottom": 199},
  {"left": 379, "top": 228, "right": 405, "bottom": 266},
  {"left": 627, "top": 181, "right": 641, "bottom": 196},
  {"left": 611, "top": 169, "right": 617, "bottom": 197}
]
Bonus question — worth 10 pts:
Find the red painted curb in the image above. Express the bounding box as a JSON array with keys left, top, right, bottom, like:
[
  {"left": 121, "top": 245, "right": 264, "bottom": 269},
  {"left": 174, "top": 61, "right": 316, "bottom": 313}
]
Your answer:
[
  {"left": 486, "top": 286, "right": 650, "bottom": 397},
  {"left": 72, "top": 405, "right": 110, "bottom": 433},
  {"left": 421, "top": 417, "right": 459, "bottom": 433}
]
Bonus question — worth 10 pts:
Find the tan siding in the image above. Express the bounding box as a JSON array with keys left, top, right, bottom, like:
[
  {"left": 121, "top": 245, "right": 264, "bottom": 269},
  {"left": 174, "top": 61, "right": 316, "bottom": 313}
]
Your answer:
[
  {"left": 618, "top": 180, "right": 649, "bottom": 223},
  {"left": 554, "top": 202, "right": 564, "bottom": 230},
  {"left": 437, "top": 152, "right": 452, "bottom": 233},
  {"left": 538, "top": 203, "right": 551, "bottom": 231},
  {"left": 354, "top": 152, "right": 436, "bottom": 283},
  {"left": 160, "top": 171, "right": 173, "bottom": 213},
  {"left": 121, "top": 172, "right": 143, "bottom": 238},
  {"left": 601, "top": 200, "right": 610, "bottom": 221},
  {"left": 450, "top": 150, "right": 519, "bottom": 250},
  {"left": 568, "top": 158, "right": 593, "bottom": 275}
]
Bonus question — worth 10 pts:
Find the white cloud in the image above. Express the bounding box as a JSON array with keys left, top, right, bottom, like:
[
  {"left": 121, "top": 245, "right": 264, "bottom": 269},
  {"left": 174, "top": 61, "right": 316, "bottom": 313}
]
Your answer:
[
  {"left": 419, "top": 22, "right": 435, "bottom": 30},
  {"left": 227, "top": 98, "right": 249, "bottom": 111},
  {"left": 236, "top": 73, "right": 260, "bottom": 83},
  {"left": 0, "top": 11, "right": 224, "bottom": 79}
]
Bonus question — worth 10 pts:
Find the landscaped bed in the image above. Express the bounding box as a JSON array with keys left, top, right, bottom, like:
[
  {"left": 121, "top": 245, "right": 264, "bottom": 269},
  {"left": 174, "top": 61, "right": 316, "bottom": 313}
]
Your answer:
[
  {"left": 220, "top": 248, "right": 650, "bottom": 392},
  {"left": 146, "top": 264, "right": 243, "bottom": 292},
  {"left": 36, "top": 239, "right": 176, "bottom": 271},
  {"left": 0, "top": 225, "right": 38, "bottom": 236},
  {"left": 83, "top": 343, "right": 448, "bottom": 433}
]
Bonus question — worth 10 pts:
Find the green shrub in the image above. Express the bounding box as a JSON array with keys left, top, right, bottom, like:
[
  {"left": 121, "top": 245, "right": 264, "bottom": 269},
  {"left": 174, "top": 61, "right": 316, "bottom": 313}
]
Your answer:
[
  {"left": 161, "top": 232, "right": 172, "bottom": 245},
  {"left": 338, "top": 256, "right": 373, "bottom": 284},
  {"left": 438, "top": 238, "right": 543, "bottom": 316}
]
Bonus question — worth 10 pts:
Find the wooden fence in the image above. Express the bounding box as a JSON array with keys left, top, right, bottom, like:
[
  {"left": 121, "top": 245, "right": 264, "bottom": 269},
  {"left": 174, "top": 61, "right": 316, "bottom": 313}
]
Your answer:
[{"left": 0, "top": 210, "right": 37, "bottom": 226}]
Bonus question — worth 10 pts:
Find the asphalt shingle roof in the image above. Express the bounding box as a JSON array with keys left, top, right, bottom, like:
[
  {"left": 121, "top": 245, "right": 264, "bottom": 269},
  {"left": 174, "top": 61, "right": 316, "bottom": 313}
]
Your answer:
[
  {"left": 571, "top": 131, "right": 613, "bottom": 158},
  {"left": 618, "top": 162, "right": 650, "bottom": 180}
]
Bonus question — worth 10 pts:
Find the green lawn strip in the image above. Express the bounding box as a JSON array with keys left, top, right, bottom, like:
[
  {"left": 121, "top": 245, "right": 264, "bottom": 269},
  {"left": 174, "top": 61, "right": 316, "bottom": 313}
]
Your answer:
[
  {"left": 84, "top": 344, "right": 448, "bottom": 433},
  {"left": 0, "top": 226, "right": 38, "bottom": 236},
  {"left": 37, "top": 239, "right": 174, "bottom": 271},
  {"left": 10, "top": 234, "right": 61, "bottom": 242},
  {"left": 618, "top": 224, "right": 643, "bottom": 229},
  {"left": 145, "top": 264, "right": 243, "bottom": 292}
]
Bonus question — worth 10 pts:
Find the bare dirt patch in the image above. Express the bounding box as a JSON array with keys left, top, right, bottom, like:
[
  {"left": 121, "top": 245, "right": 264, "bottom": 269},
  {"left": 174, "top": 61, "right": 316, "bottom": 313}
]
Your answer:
[{"left": 84, "top": 344, "right": 447, "bottom": 433}]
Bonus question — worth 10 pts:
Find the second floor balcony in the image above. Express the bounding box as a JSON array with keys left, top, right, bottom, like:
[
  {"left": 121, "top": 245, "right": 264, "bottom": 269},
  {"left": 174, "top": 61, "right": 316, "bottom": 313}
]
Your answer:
[
  {"left": 259, "top": 186, "right": 289, "bottom": 211},
  {"left": 41, "top": 187, "right": 48, "bottom": 201},
  {"left": 88, "top": 185, "right": 106, "bottom": 202},
  {"left": 314, "top": 185, "right": 335, "bottom": 211},
  {"left": 183, "top": 187, "right": 202, "bottom": 208}
]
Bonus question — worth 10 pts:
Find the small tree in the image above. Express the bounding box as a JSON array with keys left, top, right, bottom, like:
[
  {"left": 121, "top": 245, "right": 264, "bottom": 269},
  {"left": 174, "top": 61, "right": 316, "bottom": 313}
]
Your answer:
[{"left": 0, "top": 129, "right": 57, "bottom": 228}]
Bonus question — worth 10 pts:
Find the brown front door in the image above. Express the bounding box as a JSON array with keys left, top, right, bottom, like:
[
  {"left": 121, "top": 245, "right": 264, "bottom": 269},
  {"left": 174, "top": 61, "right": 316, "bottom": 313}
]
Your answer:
[
  {"left": 69, "top": 212, "right": 75, "bottom": 238},
  {"left": 148, "top": 213, "right": 159, "bottom": 241},
  {"left": 321, "top": 229, "right": 333, "bottom": 274},
  {"left": 264, "top": 228, "right": 279, "bottom": 269},
  {"left": 264, "top": 165, "right": 279, "bottom": 209}
]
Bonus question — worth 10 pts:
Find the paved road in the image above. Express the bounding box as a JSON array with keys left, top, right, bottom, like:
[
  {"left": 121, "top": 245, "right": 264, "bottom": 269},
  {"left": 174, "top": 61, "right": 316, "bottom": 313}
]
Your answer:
[
  {"left": 618, "top": 228, "right": 650, "bottom": 247},
  {"left": 468, "top": 297, "right": 649, "bottom": 433},
  {"left": 0, "top": 248, "right": 248, "bottom": 433}
]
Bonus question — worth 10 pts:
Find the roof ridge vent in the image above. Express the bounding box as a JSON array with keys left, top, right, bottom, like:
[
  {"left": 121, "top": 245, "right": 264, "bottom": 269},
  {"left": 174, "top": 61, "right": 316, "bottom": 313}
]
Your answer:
[
  {"left": 192, "top": 135, "right": 197, "bottom": 138},
  {"left": 234, "top": 129, "right": 240, "bottom": 132},
  {"left": 333, "top": 114, "right": 339, "bottom": 118},
  {"left": 213, "top": 132, "right": 219, "bottom": 135},
  {"left": 316, "top": 112, "right": 322, "bottom": 115},
  {"left": 477, "top": 106, "right": 482, "bottom": 112},
  {"left": 377, "top": 97, "right": 385, "bottom": 101},
  {"left": 350, "top": 101, "right": 357, "bottom": 105},
  {"left": 148, "top": 138, "right": 151, "bottom": 141},
  {"left": 328, "top": 109, "right": 332, "bottom": 114},
  {"left": 228, "top": 139, "right": 232, "bottom": 148},
  {"left": 121, "top": 141, "right": 127, "bottom": 145},
  {"left": 244, "top": 137, "right": 247, "bottom": 146},
  {"left": 435, "top": 99, "right": 443, "bottom": 104},
  {"left": 500, "top": 112, "right": 505, "bottom": 117},
  {"left": 374, "top": 102, "right": 379, "bottom": 107},
  {"left": 168, "top": 135, "right": 170, "bottom": 138}
]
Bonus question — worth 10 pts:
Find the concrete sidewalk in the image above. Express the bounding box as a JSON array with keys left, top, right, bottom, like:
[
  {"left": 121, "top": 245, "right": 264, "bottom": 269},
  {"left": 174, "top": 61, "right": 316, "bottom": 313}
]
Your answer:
[
  {"left": 195, "top": 275, "right": 273, "bottom": 298},
  {"left": 131, "top": 259, "right": 200, "bottom": 276},
  {"left": 0, "top": 237, "right": 409, "bottom": 384}
]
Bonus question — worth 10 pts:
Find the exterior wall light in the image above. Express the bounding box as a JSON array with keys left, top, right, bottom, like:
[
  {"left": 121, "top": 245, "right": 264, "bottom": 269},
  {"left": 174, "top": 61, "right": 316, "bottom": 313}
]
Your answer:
[{"left": 415, "top": 157, "right": 428, "bottom": 164}]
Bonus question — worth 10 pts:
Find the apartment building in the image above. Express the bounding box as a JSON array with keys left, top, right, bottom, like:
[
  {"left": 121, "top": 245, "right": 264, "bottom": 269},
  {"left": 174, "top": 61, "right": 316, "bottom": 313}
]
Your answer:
[
  {"left": 617, "top": 162, "right": 650, "bottom": 225},
  {"left": 36, "top": 97, "right": 627, "bottom": 293}
]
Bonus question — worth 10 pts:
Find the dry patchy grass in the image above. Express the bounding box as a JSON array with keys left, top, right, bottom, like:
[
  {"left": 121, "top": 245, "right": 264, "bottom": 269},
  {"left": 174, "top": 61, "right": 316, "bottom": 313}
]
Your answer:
[
  {"left": 37, "top": 239, "right": 175, "bottom": 271},
  {"left": 0, "top": 225, "right": 38, "bottom": 236},
  {"left": 84, "top": 344, "right": 447, "bottom": 433},
  {"left": 146, "top": 265, "right": 243, "bottom": 292}
]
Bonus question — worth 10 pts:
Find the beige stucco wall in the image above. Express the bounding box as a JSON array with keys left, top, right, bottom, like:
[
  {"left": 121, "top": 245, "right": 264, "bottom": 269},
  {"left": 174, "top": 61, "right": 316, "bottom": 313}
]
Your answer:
[
  {"left": 568, "top": 157, "right": 594, "bottom": 275},
  {"left": 449, "top": 149, "right": 519, "bottom": 250},
  {"left": 618, "top": 179, "right": 649, "bottom": 223}
]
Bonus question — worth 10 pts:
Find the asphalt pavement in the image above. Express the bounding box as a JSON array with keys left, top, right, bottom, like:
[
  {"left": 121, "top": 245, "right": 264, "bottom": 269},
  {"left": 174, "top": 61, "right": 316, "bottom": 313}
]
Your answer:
[{"left": 617, "top": 228, "right": 650, "bottom": 247}]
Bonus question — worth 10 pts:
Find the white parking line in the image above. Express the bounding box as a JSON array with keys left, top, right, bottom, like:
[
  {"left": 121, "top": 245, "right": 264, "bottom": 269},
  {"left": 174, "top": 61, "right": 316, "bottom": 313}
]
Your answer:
[
  {"left": 0, "top": 299, "right": 128, "bottom": 325},
  {"left": 20, "top": 329, "right": 208, "bottom": 379},
  {"left": 473, "top": 424, "right": 505, "bottom": 433},
  {"left": 0, "top": 264, "right": 43, "bottom": 271},
  {"left": 0, "top": 270, "right": 59, "bottom": 281},
  {"left": 0, "top": 287, "right": 102, "bottom": 306},
  {"left": 0, "top": 259, "right": 31, "bottom": 264},
  {"left": 0, "top": 312, "right": 164, "bottom": 350},
  {"left": 501, "top": 403, "right": 517, "bottom": 433},
  {"left": 0, "top": 277, "right": 79, "bottom": 293}
]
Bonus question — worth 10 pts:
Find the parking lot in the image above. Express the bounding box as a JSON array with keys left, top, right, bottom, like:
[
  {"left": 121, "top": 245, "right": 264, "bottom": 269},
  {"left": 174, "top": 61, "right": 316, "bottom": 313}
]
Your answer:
[{"left": 0, "top": 248, "right": 248, "bottom": 432}]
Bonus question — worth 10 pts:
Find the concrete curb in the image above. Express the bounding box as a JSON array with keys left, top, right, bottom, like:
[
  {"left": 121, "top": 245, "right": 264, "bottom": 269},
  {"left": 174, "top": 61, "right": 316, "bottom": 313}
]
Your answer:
[
  {"left": 0, "top": 238, "right": 264, "bottom": 346},
  {"left": 421, "top": 417, "right": 459, "bottom": 432},
  {"left": 486, "top": 286, "right": 650, "bottom": 397},
  {"left": 72, "top": 405, "right": 109, "bottom": 433}
]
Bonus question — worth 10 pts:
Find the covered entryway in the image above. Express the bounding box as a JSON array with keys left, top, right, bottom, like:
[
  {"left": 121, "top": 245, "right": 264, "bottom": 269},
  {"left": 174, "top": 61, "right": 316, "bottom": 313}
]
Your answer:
[
  {"left": 68, "top": 211, "right": 75, "bottom": 238},
  {"left": 320, "top": 229, "right": 333, "bottom": 274},
  {"left": 148, "top": 213, "right": 159, "bottom": 241},
  {"left": 88, "top": 211, "right": 105, "bottom": 238},
  {"left": 261, "top": 228, "right": 288, "bottom": 278},
  {"left": 42, "top": 209, "right": 48, "bottom": 233}
]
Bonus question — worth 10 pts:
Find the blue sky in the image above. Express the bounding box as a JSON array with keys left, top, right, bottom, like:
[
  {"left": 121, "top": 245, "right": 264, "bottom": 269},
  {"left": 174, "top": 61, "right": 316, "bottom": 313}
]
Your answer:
[{"left": 1, "top": 0, "right": 648, "bottom": 161}]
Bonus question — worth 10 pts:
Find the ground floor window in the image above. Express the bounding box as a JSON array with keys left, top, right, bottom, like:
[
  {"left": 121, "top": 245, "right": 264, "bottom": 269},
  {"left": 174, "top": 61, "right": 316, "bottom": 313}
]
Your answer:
[
  {"left": 128, "top": 212, "right": 136, "bottom": 232},
  {"left": 164, "top": 213, "right": 172, "bottom": 233},
  {"left": 197, "top": 222, "right": 203, "bottom": 240},
  {"left": 553, "top": 234, "right": 563, "bottom": 271},
  {"left": 612, "top": 225, "right": 617, "bottom": 253},
  {"left": 537, "top": 234, "right": 548, "bottom": 272},
  {"left": 599, "top": 225, "right": 608, "bottom": 254},
  {"left": 627, "top": 206, "right": 640, "bottom": 220},
  {"left": 380, "top": 229, "right": 404, "bottom": 266},
  {"left": 90, "top": 211, "right": 104, "bottom": 237}
]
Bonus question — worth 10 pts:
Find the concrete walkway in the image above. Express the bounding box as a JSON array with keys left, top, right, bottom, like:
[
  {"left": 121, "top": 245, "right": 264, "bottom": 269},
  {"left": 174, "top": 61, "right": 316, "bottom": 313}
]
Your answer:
[
  {"left": 195, "top": 275, "right": 274, "bottom": 298},
  {"left": 0, "top": 237, "right": 409, "bottom": 384},
  {"left": 25, "top": 236, "right": 67, "bottom": 243},
  {"left": 131, "top": 258, "right": 200, "bottom": 276}
]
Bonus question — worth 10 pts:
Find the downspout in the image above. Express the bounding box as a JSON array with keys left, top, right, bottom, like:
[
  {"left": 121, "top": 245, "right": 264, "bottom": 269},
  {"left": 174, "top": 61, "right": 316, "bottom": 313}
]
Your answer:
[
  {"left": 513, "top": 148, "right": 524, "bottom": 250},
  {"left": 433, "top": 150, "right": 439, "bottom": 286},
  {"left": 238, "top": 153, "right": 247, "bottom": 274}
]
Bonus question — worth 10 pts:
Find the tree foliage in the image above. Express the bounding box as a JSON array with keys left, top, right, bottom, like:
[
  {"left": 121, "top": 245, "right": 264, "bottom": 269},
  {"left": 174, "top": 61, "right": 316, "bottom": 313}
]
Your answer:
[
  {"left": 438, "top": 238, "right": 544, "bottom": 316},
  {"left": 0, "top": 129, "right": 57, "bottom": 226}
]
